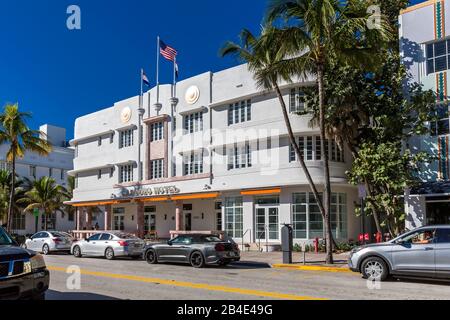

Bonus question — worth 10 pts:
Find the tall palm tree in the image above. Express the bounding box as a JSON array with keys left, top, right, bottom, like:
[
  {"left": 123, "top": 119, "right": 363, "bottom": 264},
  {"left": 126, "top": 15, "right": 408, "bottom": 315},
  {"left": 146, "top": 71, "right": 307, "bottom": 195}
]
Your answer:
[
  {"left": 266, "top": 0, "right": 391, "bottom": 263},
  {"left": 20, "top": 177, "right": 65, "bottom": 231},
  {"left": 220, "top": 26, "right": 328, "bottom": 254},
  {"left": 0, "top": 103, "right": 52, "bottom": 232}
]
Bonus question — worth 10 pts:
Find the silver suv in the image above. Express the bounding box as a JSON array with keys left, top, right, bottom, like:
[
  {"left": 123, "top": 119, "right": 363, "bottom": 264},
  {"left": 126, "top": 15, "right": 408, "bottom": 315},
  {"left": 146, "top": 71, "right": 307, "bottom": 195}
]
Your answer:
[{"left": 349, "top": 226, "right": 450, "bottom": 281}]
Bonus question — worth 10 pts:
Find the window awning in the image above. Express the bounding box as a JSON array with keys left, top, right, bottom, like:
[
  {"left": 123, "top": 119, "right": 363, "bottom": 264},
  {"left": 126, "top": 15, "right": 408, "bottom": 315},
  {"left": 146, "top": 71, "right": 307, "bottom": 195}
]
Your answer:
[{"left": 241, "top": 188, "right": 281, "bottom": 196}]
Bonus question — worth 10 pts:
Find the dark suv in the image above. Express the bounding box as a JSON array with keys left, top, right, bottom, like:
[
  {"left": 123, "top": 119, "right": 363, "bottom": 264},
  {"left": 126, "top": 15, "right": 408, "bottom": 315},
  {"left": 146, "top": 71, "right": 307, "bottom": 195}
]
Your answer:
[{"left": 0, "top": 226, "right": 50, "bottom": 300}]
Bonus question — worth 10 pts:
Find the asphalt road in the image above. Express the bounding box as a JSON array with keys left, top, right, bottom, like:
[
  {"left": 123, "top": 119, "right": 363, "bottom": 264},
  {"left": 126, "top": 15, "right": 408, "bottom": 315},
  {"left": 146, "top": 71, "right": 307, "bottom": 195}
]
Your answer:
[{"left": 43, "top": 254, "right": 450, "bottom": 300}]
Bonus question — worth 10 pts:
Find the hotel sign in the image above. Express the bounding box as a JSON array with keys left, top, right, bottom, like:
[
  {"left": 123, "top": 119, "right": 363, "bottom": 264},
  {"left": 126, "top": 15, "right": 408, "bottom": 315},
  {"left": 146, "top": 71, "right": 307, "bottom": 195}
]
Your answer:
[{"left": 123, "top": 186, "right": 181, "bottom": 198}]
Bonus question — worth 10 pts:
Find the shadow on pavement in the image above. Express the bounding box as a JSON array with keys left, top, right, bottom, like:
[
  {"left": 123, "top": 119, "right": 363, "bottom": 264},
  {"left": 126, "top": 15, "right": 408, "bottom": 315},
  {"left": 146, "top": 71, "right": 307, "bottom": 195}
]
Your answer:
[
  {"left": 46, "top": 290, "right": 121, "bottom": 300},
  {"left": 227, "top": 261, "right": 271, "bottom": 269},
  {"left": 393, "top": 277, "right": 450, "bottom": 287}
]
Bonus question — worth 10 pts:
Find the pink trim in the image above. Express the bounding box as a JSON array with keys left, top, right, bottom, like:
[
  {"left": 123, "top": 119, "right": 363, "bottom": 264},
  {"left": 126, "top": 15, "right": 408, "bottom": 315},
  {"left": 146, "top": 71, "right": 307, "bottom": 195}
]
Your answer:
[{"left": 114, "top": 173, "right": 211, "bottom": 188}]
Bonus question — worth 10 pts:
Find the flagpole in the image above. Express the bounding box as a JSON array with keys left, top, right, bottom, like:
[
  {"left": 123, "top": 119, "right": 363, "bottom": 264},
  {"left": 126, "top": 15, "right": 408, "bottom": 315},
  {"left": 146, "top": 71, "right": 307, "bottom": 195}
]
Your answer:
[
  {"left": 156, "top": 36, "right": 160, "bottom": 104},
  {"left": 172, "top": 56, "right": 177, "bottom": 98}
]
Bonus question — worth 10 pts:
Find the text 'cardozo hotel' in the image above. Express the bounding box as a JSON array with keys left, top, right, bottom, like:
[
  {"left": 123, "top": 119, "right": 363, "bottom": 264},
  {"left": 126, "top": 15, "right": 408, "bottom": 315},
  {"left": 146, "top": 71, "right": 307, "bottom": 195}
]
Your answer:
[{"left": 68, "top": 63, "right": 360, "bottom": 246}]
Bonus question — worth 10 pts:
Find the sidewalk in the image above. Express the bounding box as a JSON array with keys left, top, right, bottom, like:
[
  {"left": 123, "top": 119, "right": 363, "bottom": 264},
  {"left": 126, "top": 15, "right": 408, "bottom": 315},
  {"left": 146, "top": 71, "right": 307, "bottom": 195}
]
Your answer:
[{"left": 239, "top": 251, "right": 352, "bottom": 271}]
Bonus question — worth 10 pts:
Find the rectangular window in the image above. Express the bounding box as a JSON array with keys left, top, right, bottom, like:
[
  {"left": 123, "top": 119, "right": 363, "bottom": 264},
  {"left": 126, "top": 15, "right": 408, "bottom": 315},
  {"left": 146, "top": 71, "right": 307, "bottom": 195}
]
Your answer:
[
  {"left": 151, "top": 159, "right": 164, "bottom": 180},
  {"left": 119, "top": 129, "right": 134, "bottom": 148},
  {"left": 119, "top": 165, "right": 133, "bottom": 183},
  {"left": 30, "top": 166, "right": 37, "bottom": 179},
  {"left": 183, "top": 112, "right": 203, "bottom": 134},
  {"left": 113, "top": 208, "right": 125, "bottom": 231},
  {"left": 225, "top": 197, "right": 243, "bottom": 238},
  {"left": 228, "top": 143, "right": 252, "bottom": 170},
  {"left": 431, "top": 104, "right": 450, "bottom": 136},
  {"left": 49, "top": 168, "right": 53, "bottom": 177},
  {"left": 315, "top": 136, "right": 322, "bottom": 161},
  {"left": 427, "top": 40, "right": 450, "bottom": 75},
  {"left": 292, "top": 193, "right": 307, "bottom": 239},
  {"left": 110, "top": 167, "right": 114, "bottom": 178},
  {"left": 290, "top": 88, "right": 306, "bottom": 113},
  {"left": 306, "top": 137, "right": 313, "bottom": 161},
  {"left": 228, "top": 100, "right": 252, "bottom": 125},
  {"left": 97, "top": 170, "right": 102, "bottom": 180},
  {"left": 183, "top": 152, "right": 204, "bottom": 176},
  {"left": 151, "top": 122, "right": 164, "bottom": 141},
  {"left": 331, "top": 140, "right": 337, "bottom": 161},
  {"left": 12, "top": 213, "right": 26, "bottom": 230},
  {"left": 215, "top": 202, "right": 223, "bottom": 231},
  {"left": 98, "top": 136, "right": 102, "bottom": 146}
]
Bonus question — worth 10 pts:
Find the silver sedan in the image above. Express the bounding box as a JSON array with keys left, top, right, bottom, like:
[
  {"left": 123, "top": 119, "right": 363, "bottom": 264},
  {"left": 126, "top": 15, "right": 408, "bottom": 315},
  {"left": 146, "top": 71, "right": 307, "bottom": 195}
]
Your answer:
[
  {"left": 25, "top": 231, "right": 73, "bottom": 255},
  {"left": 71, "top": 232, "right": 145, "bottom": 260}
]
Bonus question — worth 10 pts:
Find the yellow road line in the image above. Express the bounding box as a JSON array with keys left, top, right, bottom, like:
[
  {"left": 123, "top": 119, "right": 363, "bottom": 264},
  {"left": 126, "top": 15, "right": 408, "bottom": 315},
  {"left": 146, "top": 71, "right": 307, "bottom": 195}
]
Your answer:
[
  {"left": 48, "top": 266, "right": 326, "bottom": 300},
  {"left": 272, "top": 264, "right": 353, "bottom": 273}
]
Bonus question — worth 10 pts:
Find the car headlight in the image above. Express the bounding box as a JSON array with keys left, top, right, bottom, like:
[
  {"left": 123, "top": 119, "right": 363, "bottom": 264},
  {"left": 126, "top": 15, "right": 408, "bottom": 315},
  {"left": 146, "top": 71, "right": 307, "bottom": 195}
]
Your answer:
[
  {"left": 30, "top": 254, "right": 46, "bottom": 271},
  {"left": 351, "top": 247, "right": 364, "bottom": 254}
]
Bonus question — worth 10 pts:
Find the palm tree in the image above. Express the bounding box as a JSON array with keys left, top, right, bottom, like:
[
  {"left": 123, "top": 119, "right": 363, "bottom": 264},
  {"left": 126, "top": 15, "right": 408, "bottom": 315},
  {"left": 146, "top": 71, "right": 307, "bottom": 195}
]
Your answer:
[
  {"left": 20, "top": 177, "right": 65, "bottom": 231},
  {"left": 265, "top": 0, "right": 391, "bottom": 263},
  {"left": 220, "top": 26, "right": 328, "bottom": 255},
  {"left": 0, "top": 169, "right": 31, "bottom": 231},
  {"left": 0, "top": 103, "right": 52, "bottom": 232}
]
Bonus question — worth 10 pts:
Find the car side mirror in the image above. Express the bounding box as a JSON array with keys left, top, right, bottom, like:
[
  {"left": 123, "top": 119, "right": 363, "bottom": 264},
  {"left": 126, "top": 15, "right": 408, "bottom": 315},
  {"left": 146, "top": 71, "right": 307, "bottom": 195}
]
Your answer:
[
  {"left": 86, "top": 239, "right": 90, "bottom": 242},
  {"left": 167, "top": 240, "right": 173, "bottom": 246}
]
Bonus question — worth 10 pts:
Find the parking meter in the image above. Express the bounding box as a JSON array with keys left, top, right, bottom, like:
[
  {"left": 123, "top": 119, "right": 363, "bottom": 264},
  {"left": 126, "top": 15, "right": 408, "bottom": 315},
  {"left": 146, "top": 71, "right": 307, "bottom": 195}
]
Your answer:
[{"left": 281, "top": 224, "right": 293, "bottom": 264}]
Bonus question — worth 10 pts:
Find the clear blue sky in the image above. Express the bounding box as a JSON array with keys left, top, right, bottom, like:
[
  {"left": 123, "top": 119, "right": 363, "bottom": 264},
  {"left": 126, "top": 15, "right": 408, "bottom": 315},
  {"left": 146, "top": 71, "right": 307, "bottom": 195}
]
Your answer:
[{"left": 0, "top": 0, "right": 427, "bottom": 139}]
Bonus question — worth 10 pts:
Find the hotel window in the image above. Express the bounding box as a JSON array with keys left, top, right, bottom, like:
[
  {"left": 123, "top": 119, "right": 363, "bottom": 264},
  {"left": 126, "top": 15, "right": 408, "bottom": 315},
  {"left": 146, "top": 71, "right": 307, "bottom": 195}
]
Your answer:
[
  {"left": 292, "top": 193, "right": 347, "bottom": 239},
  {"left": 30, "top": 165, "right": 37, "bottom": 179},
  {"left": 12, "top": 213, "right": 26, "bottom": 230},
  {"left": 215, "top": 202, "right": 223, "bottom": 231},
  {"left": 113, "top": 208, "right": 125, "bottom": 231},
  {"left": 290, "top": 136, "right": 344, "bottom": 163},
  {"left": 183, "top": 111, "right": 203, "bottom": 134},
  {"left": 110, "top": 167, "right": 114, "bottom": 178},
  {"left": 228, "top": 100, "right": 251, "bottom": 125},
  {"left": 110, "top": 133, "right": 114, "bottom": 144},
  {"left": 183, "top": 152, "right": 204, "bottom": 176},
  {"left": 228, "top": 143, "right": 252, "bottom": 170},
  {"left": 119, "top": 165, "right": 133, "bottom": 183},
  {"left": 290, "top": 88, "right": 306, "bottom": 113},
  {"left": 49, "top": 168, "right": 53, "bottom": 177},
  {"left": 151, "top": 122, "right": 164, "bottom": 141},
  {"left": 431, "top": 103, "right": 449, "bottom": 136},
  {"left": 97, "top": 169, "right": 102, "bottom": 180},
  {"left": 98, "top": 136, "right": 102, "bottom": 146},
  {"left": 426, "top": 39, "right": 450, "bottom": 75},
  {"left": 151, "top": 159, "right": 164, "bottom": 180},
  {"left": 225, "top": 197, "right": 243, "bottom": 238},
  {"left": 119, "top": 129, "right": 134, "bottom": 148}
]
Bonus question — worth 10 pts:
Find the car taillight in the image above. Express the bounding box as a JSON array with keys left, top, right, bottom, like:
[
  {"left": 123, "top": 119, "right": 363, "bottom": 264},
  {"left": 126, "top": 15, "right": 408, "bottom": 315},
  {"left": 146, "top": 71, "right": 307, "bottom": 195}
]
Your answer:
[
  {"left": 215, "top": 243, "right": 226, "bottom": 252},
  {"left": 233, "top": 243, "right": 239, "bottom": 251},
  {"left": 118, "top": 241, "right": 129, "bottom": 247},
  {"left": 53, "top": 238, "right": 62, "bottom": 243}
]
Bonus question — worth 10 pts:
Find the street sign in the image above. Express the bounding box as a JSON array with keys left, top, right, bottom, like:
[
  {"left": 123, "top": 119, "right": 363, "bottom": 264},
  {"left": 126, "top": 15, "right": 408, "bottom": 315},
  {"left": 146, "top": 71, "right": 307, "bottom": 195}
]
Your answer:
[{"left": 33, "top": 208, "right": 40, "bottom": 217}]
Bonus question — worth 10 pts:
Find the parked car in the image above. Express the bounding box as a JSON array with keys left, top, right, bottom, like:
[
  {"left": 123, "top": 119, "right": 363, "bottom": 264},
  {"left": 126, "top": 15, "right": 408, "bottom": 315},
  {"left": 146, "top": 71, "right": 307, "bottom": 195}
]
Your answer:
[
  {"left": 144, "top": 234, "right": 241, "bottom": 268},
  {"left": 349, "top": 225, "right": 450, "bottom": 281},
  {"left": 71, "top": 232, "right": 145, "bottom": 260},
  {"left": 24, "top": 231, "right": 73, "bottom": 255},
  {"left": 0, "top": 226, "right": 49, "bottom": 300}
]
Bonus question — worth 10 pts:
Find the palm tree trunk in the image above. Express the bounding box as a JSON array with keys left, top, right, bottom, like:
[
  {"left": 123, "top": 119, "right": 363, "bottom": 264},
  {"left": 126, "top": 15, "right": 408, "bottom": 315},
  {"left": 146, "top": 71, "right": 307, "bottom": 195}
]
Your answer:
[
  {"left": 273, "top": 84, "right": 326, "bottom": 221},
  {"left": 317, "top": 65, "right": 334, "bottom": 265},
  {"left": 7, "top": 155, "right": 16, "bottom": 233}
]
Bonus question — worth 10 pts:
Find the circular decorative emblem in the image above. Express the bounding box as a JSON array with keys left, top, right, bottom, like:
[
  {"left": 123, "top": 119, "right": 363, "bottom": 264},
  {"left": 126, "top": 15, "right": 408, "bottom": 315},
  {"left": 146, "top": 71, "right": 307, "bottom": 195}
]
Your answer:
[
  {"left": 185, "top": 86, "right": 200, "bottom": 105},
  {"left": 120, "top": 107, "right": 132, "bottom": 124}
]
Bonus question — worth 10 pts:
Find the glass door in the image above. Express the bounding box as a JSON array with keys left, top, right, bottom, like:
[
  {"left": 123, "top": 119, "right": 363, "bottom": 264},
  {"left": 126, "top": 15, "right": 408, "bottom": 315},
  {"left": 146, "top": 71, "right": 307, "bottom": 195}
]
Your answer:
[{"left": 255, "top": 207, "right": 280, "bottom": 242}]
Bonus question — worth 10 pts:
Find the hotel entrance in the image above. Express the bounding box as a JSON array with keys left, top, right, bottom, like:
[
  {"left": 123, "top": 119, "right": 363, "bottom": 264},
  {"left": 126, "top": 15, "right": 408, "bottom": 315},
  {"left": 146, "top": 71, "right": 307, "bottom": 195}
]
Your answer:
[{"left": 255, "top": 197, "right": 280, "bottom": 243}]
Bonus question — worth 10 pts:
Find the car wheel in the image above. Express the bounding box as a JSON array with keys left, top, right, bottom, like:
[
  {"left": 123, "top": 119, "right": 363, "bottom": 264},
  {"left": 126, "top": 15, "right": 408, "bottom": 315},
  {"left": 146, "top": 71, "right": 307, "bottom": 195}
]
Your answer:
[
  {"left": 105, "top": 247, "right": 115, "bottom": 260},
  {"left": 42, "top": 244, "right": 50, "bottom": 255},
  {"left": 190, "top": 251, "right": 205, "bottom": 268},
  {"left": 73, "top": 246, "right": 82, "bottom": 258},
  {"left": 361, "top": 257, "right": 389, "bottom": 281},
  {"left": 145, "top": 249, "right": 158, "bottom": 264}
]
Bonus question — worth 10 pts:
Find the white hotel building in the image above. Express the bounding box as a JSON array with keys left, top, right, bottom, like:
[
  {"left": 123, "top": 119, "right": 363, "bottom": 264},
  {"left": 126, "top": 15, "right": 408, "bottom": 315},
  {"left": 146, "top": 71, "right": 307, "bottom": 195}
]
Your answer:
[
  {"left": 69, "top": 64, "right": 360, "bottom": 244},
  {"left": 0, "top": 124, "right": 75, "bottom": 235}
]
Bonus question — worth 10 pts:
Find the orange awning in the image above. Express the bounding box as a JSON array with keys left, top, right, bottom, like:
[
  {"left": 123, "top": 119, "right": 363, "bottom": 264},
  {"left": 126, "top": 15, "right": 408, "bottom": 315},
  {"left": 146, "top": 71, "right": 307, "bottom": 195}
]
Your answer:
[
  {"left": 71, "top": 200, "right": 130, "bottom": 207},
  {"left": 136, "top": 196, "right": 171, "bottom": 203},
  {"left": 171, "top": 193, "right": 220, "bottom": 201},
  {"left": 240, "top": 188, "right": 281, "bottom": 196}
]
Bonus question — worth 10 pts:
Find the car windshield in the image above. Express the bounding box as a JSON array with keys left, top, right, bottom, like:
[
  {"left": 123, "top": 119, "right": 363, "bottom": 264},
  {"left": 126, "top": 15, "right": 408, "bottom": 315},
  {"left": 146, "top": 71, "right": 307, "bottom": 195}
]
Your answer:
[
  {"left": 0, "top": 227, "right": 14, "bottom": 246},
  {"left": 50, "top": 232, "right": 68, "bottom": 238},
  {"left": 198, "top": 235, "right": 222, "bottom": 243}
]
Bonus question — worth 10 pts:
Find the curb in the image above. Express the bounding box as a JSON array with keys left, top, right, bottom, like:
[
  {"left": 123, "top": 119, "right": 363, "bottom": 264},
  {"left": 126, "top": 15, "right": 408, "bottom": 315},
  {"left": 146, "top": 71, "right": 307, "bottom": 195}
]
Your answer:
[{"left": 271, "top": 264, "right": 353, "bottom": 273}]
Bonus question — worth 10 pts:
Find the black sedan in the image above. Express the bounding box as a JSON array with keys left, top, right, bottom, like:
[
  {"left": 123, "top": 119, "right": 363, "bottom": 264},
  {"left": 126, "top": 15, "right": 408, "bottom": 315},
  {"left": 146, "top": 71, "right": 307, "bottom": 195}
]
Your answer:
[
  {"left": 0, "top": 227, "right": 49, "bottom": 300},
  {"left": 144, "top": 234, "right": 240, "bottom": 268}
]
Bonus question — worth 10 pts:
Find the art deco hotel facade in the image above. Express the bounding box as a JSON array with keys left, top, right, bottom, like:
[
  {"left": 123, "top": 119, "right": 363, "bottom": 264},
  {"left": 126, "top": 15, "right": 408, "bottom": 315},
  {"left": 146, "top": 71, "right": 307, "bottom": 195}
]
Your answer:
[{"left": 69, "top": 64, "right": 360, "bottom": 244}]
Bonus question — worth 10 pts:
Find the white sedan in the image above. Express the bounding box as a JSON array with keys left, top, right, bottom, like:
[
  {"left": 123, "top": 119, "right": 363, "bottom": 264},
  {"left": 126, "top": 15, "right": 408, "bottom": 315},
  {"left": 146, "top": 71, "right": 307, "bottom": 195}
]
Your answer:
[{"left": 25, "top": 231, "right": 73, "bottom": 255}]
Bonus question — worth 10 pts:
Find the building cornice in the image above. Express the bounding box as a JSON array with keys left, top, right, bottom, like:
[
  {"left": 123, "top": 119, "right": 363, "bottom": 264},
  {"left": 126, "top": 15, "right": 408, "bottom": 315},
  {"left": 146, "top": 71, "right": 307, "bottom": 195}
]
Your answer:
[{"left": 70, "top": 130, "right": 115, "bottom": 146}]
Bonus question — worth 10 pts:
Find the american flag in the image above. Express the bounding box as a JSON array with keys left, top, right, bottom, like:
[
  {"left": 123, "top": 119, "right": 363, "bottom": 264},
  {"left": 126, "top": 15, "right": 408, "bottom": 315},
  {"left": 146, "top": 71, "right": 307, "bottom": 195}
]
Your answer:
[{"left": 159, "top": 39, "right": 178, "bottom": 62}]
